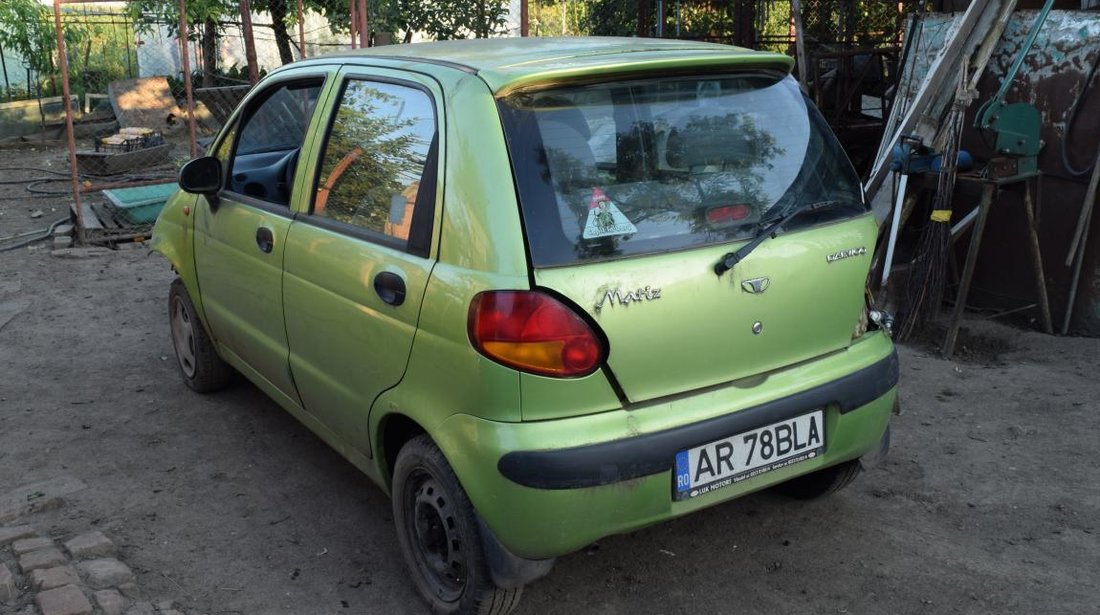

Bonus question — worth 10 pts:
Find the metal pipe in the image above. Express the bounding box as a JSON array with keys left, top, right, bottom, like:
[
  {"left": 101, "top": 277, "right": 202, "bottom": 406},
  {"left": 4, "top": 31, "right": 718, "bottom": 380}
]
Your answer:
[
  {"left": 357, "top": 0, "right": 368, "bottom": 47},
  {"left": 0, "top": 42, "right": 10, "bottom": 100},
  {"left": 239, "top": 0, "right": 260, "bottom": 84},
  {"left": 348, "top": 0, "right": 357, "bottom": 49},
  {"left": 297, "top": 0, "right": 306, "bottom": 58},
  {"left": 52, "top": 0, "right": 86, "bottom": 245},
  {"left": 178, "top": 0, "right": 199, "bottom": 158}
]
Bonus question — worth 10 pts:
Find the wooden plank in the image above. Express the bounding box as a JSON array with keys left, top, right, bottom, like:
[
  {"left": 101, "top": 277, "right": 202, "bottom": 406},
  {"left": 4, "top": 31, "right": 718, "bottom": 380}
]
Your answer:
[
  {"left": 70, "top": 201, "right": 104, "bottom": 231},
  {"left": 90, "top": 201, "right": 125, "bottom": 230}
]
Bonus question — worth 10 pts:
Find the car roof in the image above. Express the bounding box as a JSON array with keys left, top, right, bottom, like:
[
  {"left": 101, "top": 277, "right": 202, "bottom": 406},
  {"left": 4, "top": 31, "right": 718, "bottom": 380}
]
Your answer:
[{"left": 321, "top": 37, "right": 794, "bottom": 94}]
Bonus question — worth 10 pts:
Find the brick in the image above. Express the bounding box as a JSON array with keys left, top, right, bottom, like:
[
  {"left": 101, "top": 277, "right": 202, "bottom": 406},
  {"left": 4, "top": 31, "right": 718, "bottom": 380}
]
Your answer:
[
  {"left": 92, "top": 589, "right": 128, "bottom": 615},
  {"left": 30, "top": 565, "right": 80, "bottom": 591},
  {"left": 76, "top": 558, "right": 133, "bottom": 589},
  {"left": 18, "top": 547, "right": 66, "bottom": 573},
  {"left": 0, "top": 525, "right": 36, "bottom": 546},
  {"left": 53, "top": 224, "right": 74, "bottom": 237},
  {"left": 12, "top": 536, "right": 53, "bottom": 555},
  {"left": 35, "top": 584, "right": 93, "bottom": 615},
  {"left": 0, "top": 563, "right": 16, "bottom": 603},
  {"left": 52, "top": 235, "right": 73, "bottom": 249},
  {"left": 64, "top": 531, "right": 116, "bottom": 560}
]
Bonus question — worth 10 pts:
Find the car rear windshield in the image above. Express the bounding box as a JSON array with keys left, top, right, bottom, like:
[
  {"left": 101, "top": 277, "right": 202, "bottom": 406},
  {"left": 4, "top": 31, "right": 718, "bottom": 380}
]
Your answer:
[{"left": 498, "top": 73, "right": 867, "bottom": 267}]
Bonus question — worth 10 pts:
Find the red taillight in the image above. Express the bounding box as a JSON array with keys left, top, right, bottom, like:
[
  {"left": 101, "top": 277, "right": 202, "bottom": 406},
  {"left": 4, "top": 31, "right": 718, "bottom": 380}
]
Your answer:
[
  {"left": 706, "top": 204, "right": 750, "bottom": 225},
  {"left": 468, "top": 291, "right": 604, "bottom": 377}
]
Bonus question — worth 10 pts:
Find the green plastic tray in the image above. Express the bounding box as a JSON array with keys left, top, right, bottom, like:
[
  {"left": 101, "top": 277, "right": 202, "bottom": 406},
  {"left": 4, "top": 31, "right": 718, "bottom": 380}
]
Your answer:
[{"left": 102, "top": 183, "right": 177, "bottom": 224}]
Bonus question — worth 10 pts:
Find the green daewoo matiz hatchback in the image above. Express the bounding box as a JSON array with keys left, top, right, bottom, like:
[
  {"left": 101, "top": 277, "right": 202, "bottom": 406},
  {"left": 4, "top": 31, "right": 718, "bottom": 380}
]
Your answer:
[{"left": 152, "top": 37, "right": 898, "bottom": 614}]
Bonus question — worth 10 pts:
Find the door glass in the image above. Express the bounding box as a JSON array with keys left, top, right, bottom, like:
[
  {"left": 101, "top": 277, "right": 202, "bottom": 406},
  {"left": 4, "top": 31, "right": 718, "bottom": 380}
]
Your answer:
[
  {"left": 227, "top": 82, "right": 323, "bottom": 206},
  {"left": 313, "top": 80, "right": 436, "bottom": 247}
]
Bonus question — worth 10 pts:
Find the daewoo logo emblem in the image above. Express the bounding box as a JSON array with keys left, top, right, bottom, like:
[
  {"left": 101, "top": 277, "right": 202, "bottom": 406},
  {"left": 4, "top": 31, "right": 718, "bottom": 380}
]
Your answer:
[{"left": 741, "top": 277, "right": 771, "bottom": 294}]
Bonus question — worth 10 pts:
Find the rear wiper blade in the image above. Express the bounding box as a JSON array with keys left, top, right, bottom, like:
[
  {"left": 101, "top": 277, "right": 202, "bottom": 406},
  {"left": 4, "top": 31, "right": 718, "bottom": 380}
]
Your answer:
[{"left": 713, "top": 200, "right": 849, "bottom": 276}]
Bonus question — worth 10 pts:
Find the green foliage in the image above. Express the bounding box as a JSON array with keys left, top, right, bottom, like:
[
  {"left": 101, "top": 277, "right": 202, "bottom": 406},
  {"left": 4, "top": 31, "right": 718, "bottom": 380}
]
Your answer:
[
  {"left": 125, "top": 0, "right": 234, "bottom": 38},
  {"left": 587, "top": 0, "right": 638, "bottom": 36},
  {"left": 369, "top": 0, "right": 510, "bottom": 42},
  {"left": 0, "top": 0, "right": 88, "bottom": 95}
]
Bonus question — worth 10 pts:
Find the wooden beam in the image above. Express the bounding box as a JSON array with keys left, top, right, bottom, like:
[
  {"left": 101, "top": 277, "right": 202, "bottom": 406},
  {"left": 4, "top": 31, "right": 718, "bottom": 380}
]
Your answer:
[{"left": 520, "top": 0, "right": 529, "bottom": 37}]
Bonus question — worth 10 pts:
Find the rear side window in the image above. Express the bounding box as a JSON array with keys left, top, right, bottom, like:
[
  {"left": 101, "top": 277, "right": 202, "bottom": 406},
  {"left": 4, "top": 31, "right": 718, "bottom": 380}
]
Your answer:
[
  {"left": 313, "top": 80, "right": 437, "bottom": 249},
  {"left": 498, "top": 74, "right": 866, "bottom": 267}
]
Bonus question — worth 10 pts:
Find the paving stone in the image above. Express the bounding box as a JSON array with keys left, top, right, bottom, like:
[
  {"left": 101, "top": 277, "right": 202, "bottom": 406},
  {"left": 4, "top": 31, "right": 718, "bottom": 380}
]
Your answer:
[
  {"left": 123, "top": 600, "right": 155, "bottom": 615},
  {"left": 0, "top": 525, "right": 36, "bottom": 546},
  {"left": 116, "top": 582, "right": 144, "bottom": 600},
  {"left": 76, "top": 558, "right": 134, "bottom": 589},
  {"left": 0, "top": 563, "right": 16, "bottom": 603},
  {"left": 0, "top": 477, "right": 86, "bottom": 524},
  {"left": 93, "top": 589, "right": 128, "bottom": 615},
  {"left": 12, "top": 536, "right": 54, "bottom": 555},
  {"left": 35, "top": 584, "right": 93, "bottom": 615},
  {"left": 30, "top": 565, "right": 80, "bottom": 591},
  {"left": 64, "top": 531, "right": 116, "bottom": 560},
  {"left": 18, "top": 547, "right": 67, "bottom": 573}
]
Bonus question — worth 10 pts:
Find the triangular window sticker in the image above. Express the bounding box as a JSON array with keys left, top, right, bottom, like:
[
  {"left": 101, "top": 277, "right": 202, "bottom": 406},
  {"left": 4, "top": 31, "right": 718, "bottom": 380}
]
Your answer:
[{"left": 582, "top": 188, "right": 637, "bottom": 239}]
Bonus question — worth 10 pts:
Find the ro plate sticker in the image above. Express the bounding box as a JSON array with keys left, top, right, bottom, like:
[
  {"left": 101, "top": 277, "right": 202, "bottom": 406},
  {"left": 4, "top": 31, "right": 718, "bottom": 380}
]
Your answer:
[{"left": 582, "top": 188, "right": 637, "bottom": 239}]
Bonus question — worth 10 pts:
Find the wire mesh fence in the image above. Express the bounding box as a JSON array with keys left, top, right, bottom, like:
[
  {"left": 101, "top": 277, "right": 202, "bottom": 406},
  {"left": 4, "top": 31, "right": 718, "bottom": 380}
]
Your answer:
[{"left": 0, "top": 0, "right": 922, "bottom": 244}]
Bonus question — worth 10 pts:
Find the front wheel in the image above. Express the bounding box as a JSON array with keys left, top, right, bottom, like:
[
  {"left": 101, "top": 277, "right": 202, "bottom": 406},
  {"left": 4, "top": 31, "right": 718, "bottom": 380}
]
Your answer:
[
  {"left": 392, "top": 435, "right": 523, "bottom": 615},
  {"left": 168, "top": 278, "right": 233, "bottom": 393}
]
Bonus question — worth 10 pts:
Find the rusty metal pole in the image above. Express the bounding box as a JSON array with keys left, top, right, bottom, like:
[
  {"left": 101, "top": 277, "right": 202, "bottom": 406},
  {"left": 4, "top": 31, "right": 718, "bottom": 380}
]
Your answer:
[
  {"left": 520, "top": 0, "right": 528, "bottom": 36},
  {"left": 53, "top": 0, "right": 85, "bottom": 244},
  {"left": 348, "top": 0, "right": 357, "bottom": 49},
  {"left": 357, "top": 0, "right": 368, "bottom": 47},
  {"left": 239, "top": 0, "right": 260, "bottom": 84},
  {"left": 297, "top": 0, "right": 306, "bottom": 58},
  {"left": 178, "top": 0, "right": 198, "bottom": 158}
]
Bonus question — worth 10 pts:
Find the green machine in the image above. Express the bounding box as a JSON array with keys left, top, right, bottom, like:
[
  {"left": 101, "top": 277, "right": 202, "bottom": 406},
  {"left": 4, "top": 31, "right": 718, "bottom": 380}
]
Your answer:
[{"left": 973, "top": 0, "right": 1054, "bottom": 178}]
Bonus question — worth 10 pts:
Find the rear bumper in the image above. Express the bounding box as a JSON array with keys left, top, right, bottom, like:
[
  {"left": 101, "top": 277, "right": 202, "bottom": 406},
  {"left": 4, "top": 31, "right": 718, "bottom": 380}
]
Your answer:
[
  {"left": 433, "top": 332, "right": 897, "bottom": 559},
  {"left": 499, "top": 347, "right": 897, "bottom": 489}
]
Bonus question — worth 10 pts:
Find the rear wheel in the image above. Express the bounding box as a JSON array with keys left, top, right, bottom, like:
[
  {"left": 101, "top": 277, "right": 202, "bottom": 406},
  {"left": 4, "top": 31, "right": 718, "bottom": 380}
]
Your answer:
[
  {"left": 392, "top": 435, "right": 523, "bottom": 615},
  {"left": 774, "top": 459, "right": 862, "bottom": 500},
  {"left": 169, "top": 278, "right": 233, "bottom": 393}
]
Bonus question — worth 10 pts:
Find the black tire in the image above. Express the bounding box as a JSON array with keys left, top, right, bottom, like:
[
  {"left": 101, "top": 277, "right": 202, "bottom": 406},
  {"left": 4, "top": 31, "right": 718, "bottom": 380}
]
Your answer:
[
  {"left": 392, "top": 435, "right": 523, "bottom": 615},
  {"left": 168, "top": 278, "right": 233, "bottom": 393},
  {"left": 774, "top": 459, "right": 862, "bottom": 500}
]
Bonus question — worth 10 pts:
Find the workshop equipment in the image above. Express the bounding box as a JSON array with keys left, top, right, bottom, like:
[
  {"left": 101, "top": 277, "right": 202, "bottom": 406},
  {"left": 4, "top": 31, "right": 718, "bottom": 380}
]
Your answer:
[{"left": 972, "top": 0, "right": 1053, "bottom": 178}]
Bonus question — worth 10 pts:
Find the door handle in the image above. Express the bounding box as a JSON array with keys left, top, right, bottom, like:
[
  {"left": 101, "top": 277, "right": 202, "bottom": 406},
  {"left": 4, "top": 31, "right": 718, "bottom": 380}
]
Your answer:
[
  {"left": 256, "top": 226, "right": 274, "bottom": 253},
  {"left": 373, "top": 271, "right": 406, "bottom": 306}
]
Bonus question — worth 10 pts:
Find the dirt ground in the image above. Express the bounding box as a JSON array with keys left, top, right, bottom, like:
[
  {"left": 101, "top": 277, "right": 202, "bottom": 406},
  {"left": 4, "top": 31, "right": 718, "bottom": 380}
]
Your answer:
[{"left": 1, "top": 147, "right": 1098, "bottom": 615}]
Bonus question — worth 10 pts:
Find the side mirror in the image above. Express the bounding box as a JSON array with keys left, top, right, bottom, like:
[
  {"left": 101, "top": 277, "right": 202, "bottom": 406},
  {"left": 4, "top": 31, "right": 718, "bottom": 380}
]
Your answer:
[{"left": 178, "top": 156, "right": 222, "bottom": 195}]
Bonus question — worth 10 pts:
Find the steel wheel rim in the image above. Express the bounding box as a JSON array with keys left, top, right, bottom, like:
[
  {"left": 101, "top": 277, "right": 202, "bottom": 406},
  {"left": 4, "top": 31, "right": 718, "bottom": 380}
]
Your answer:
[
  {"left": 170, "top": 296, "right": 197, "bottom": 379},
  {"left": 403, "top": 469, "right": 466, "bottom": 602}
]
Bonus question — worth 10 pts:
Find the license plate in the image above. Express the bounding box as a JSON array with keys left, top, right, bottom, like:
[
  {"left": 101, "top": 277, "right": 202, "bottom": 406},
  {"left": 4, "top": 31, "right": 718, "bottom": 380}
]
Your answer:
[{"left": 673, "top": 410, "right": 825, "bottom": 500}]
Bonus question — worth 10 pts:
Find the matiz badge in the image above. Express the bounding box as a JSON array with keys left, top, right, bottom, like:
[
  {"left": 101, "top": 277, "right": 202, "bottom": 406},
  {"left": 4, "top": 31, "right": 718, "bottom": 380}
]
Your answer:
[{"left": 826, "top": 246, "right": 867, "bottom": 263}]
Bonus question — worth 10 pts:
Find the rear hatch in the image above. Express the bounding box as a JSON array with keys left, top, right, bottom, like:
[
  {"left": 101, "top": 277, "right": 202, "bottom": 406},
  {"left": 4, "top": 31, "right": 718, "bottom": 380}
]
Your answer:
[{"left": 498, "top": 72, "right": 875, "bottom": 404}]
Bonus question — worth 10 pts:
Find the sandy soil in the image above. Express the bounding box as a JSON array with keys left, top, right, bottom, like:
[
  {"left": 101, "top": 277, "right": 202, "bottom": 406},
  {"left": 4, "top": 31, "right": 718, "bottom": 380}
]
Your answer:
[{"left": 1, "top": 152, "right": 1098, "bottom": 614}]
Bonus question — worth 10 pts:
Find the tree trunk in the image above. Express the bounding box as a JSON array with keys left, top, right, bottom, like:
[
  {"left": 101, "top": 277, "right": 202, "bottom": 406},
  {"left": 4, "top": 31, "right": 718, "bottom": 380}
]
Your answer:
[
  {"left": 268, "top": 0, "right": 296, "bottom": 65},
  {"left": 202, "top": 18, "right": 218, "bottom": 88}
]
